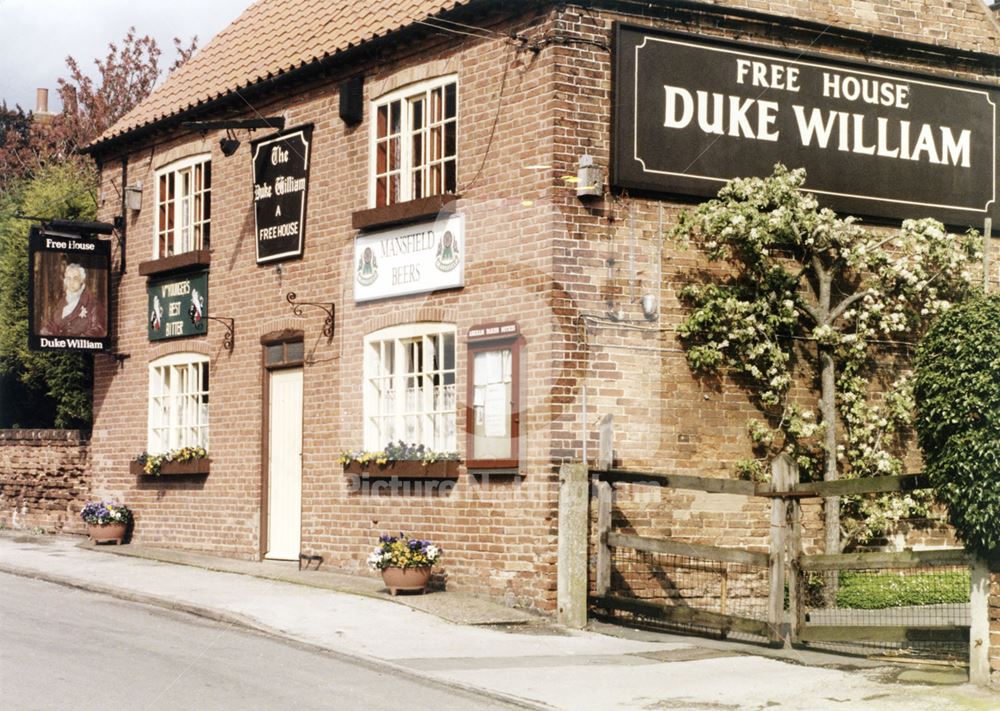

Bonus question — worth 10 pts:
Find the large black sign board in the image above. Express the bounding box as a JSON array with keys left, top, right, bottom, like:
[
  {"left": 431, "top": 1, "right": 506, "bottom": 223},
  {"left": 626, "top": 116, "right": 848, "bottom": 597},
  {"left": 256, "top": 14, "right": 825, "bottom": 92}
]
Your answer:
[
  {"left": 147, "top": 271, "right": 209, "bottom": 341},
  {"left": 28, "top": 226, "right": 111, "bottom": 352},
  {"left": 612, "top": 25, "right": 1000, "bottom": 228},
  {"left": 252, "top": 125, "right": 312, "bottom": 263}
]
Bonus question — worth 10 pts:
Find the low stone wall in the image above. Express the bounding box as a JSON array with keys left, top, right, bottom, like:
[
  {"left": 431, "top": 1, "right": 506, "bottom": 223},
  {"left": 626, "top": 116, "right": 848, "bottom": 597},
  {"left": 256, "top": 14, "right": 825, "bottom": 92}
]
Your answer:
[{"left": 0, "top": 430, "right": 91, "bottom": 534}]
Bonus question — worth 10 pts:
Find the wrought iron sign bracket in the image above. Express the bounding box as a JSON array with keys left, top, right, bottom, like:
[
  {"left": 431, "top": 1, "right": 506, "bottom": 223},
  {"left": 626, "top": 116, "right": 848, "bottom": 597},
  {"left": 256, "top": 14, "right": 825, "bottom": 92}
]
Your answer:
[
  {"left": 111, "top": 216, "right": 127, "bottom": 273},
  {"left": 205, "top": 316, "right": 235, "bottom": 352},
  {"left": 286, "top": 292, "right": 334, "bottom": 340},
  {"left": 98, "top": 352, "right": 130, "bottom": 369}
]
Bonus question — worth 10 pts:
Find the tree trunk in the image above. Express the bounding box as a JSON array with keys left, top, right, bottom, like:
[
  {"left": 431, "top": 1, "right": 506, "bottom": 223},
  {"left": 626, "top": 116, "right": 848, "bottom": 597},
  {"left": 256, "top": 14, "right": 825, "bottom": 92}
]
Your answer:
[
  {"left": 819, "top": 345, "right": 840, "bottom": 605},
  {"left": 819, "top": 346, "right": 839, "bottom": 551}
]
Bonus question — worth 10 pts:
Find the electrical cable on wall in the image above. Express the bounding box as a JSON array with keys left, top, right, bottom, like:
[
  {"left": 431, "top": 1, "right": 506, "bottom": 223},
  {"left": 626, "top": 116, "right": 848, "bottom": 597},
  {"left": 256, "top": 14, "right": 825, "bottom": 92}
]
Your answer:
[{"left": 458, "top": 41, "right": 514, "bottom": 195}]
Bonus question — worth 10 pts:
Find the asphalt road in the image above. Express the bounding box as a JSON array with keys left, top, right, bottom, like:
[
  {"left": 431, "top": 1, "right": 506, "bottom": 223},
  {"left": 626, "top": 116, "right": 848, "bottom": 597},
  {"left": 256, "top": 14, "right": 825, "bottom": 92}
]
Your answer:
[{"left": 0, "top": 572, "right": 520, "bottom": 711}]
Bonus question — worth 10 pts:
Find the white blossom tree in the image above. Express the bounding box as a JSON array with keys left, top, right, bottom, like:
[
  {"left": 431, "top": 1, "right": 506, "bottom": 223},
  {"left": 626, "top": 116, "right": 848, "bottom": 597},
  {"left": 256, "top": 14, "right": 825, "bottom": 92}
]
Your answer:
[{"left": 674, "top": 165, "right": 982, "bottom": 554}]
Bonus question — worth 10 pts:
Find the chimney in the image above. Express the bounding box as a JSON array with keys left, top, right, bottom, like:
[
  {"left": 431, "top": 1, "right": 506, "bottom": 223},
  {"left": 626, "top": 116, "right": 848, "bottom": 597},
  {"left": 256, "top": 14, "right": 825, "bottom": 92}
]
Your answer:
[
  {"left": 35, "top": 88, "right": 50, "bottom": 114},
  {"left": 34, "top": 88, "right": 54, "bottom": 122}
]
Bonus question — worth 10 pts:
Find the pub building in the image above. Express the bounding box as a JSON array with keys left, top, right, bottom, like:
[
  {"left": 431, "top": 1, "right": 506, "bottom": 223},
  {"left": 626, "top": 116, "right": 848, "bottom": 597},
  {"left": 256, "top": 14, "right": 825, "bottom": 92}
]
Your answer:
[{"left": 85, "top": 0, "right": 1000, "bottom": 612}]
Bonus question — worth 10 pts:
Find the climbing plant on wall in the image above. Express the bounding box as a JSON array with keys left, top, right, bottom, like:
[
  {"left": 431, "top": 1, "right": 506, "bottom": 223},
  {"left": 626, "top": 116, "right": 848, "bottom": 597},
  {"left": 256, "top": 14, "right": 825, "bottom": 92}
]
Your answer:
[{"left": 673, "top": 164, "right": 981, "bottom": 553}]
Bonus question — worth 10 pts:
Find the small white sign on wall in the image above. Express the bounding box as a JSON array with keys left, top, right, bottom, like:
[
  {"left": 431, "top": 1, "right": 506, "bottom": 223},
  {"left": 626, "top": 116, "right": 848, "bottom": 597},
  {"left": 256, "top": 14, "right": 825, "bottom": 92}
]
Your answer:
[{"left": 354, "top": 214, "right": 464, "bottom": 302}]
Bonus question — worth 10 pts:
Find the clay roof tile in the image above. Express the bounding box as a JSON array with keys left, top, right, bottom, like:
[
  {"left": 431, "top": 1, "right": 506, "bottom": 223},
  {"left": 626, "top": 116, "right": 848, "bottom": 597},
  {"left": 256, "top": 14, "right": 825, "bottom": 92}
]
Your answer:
[{"left": 95, "top": 0, "right": 467, "bottom": 146}]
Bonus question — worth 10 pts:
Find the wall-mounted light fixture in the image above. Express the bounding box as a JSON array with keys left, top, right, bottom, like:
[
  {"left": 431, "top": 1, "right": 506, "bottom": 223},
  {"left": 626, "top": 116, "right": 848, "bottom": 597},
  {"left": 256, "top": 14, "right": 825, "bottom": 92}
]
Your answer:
[
  {"left": 219, "top": 129, "right": 241, "bottom": 157},
  {"left": 124, "top": 181, "right": 142, "bottom": 211},
  {"left": 640, "top": 294, "right": 658, "bottom": 321},
  {"left": 576, "top": 154, "right": 603, "bottom": 198},
  {"left": 182, "top": 118, "right": 285, "bottom": 159}
]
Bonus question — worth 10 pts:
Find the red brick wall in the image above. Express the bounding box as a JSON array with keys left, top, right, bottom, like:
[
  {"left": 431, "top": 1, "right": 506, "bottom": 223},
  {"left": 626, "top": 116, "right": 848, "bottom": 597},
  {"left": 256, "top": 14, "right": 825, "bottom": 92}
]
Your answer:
[
  {"left": 87, "top": 1, "right": 998, "bottom": 612},
  {"left": 719, "top": 0, "right": 1000, "bottom": 55},
  {"left": 91, "top": 10, "right": 568, "bottom": 609},
  {"left": 548, "top": 2, "right": 997, "bottom": 573},
  {"left": 0, "top": 430, "right": 90, "bottom": 534}
]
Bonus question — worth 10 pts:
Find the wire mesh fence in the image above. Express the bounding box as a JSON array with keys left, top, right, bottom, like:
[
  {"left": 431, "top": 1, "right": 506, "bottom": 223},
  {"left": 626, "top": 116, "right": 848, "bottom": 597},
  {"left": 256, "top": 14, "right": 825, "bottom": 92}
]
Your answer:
[
  {"left": 598, "top": 544, "right": 771, "bottom": 641},
  {"left": 800, "top": 564, "right": 971, "bottom": 663}
]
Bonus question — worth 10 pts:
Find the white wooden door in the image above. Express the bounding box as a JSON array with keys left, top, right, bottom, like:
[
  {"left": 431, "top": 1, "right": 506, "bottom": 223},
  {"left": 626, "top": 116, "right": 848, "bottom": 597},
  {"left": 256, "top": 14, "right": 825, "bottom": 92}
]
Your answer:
[{"left": 266, "top": 367, "right": 303, "bottom": 560}]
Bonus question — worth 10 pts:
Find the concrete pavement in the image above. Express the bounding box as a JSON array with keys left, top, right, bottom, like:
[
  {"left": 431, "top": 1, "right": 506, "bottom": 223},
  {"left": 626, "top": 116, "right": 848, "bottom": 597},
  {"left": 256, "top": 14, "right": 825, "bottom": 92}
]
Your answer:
[{"left": 0, "top": 531, "right": 996, "bottom": 710}]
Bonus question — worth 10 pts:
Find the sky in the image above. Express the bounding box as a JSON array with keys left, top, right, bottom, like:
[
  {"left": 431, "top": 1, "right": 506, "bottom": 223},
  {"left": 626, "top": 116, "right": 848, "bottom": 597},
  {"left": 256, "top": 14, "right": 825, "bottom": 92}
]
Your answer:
[
  {"left": 1, "top": 0, "right": 996, "bottom": 110},
  {"left": 0, "top": 0, "right": 252, "bottom": 111}
]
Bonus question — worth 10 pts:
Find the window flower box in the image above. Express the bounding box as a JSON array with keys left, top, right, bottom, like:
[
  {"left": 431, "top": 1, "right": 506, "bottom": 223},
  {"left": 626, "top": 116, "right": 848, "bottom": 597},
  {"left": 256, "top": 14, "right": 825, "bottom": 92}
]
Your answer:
[
  {"left": 342, "top": 459, "right": 459, "bottom": 479},
  {"left": 132, "top": 447, "right": 211, "bottom": 476},
  {"left": 340, "top": 442, "right": 460, "bottom": 479},
  {"left": 131, "top": 458, "right": 211, "bottom": 476}
]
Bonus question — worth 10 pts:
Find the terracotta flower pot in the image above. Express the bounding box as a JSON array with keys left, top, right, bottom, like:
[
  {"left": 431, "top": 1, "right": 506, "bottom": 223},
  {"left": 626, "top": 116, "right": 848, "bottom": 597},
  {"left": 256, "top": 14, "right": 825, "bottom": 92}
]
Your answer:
[
  {"left": 87, "top": 522, "right": 127, "bottom": 545},
  {"left": 381, "top": 566, "right": 432, "bottom": 595}
]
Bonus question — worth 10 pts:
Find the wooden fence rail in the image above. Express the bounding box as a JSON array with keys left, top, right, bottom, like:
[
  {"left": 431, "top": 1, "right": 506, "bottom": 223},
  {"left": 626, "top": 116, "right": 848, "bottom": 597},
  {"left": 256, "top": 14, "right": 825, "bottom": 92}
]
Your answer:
[
  {"left": 782, "top": 473, "right": 930, "bottom": 497},
  {"left": 801, "top": 548, "right": 975, "bottom": 572},
  {"left": 607, "top": 532, "right": 770, "bottom": 568},
  {"left": 797, "top": 625, "right": 969, "bottom": 644},
  {"left": 595, "top": 468, "right": 757, "bottom": 495},
  {"left": 594, "top": 467, "right": 929, "bottom": 499},
  {"left": 592, "top": 594, "right": 772, "bottom": 639}
]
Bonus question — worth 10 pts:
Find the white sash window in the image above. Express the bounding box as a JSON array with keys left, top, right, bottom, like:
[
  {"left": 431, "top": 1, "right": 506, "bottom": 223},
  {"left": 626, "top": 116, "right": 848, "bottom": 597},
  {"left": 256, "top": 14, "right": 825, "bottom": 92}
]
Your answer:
[
  {"left": 371, "top": 76, "right": 457, "bottom": 207},
  {"left": 364, "top": 323, "right": 456, "bottom": 451},
  {"left": 155, "top": 155, "right": 211, "bottom": 258},
  {"left": 148, "top": 352, "right": 209, "bottom": 453}
]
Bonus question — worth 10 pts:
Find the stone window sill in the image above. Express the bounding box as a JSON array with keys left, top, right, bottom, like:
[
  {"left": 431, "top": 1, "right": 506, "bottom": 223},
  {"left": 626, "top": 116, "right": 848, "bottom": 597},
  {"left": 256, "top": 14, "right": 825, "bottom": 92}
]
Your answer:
[
  {"left": 351, "top": 194, "right": 459, "bottom": 232},
  {"left": 138, "top": 250, "right": 211, "bottom": 277}
]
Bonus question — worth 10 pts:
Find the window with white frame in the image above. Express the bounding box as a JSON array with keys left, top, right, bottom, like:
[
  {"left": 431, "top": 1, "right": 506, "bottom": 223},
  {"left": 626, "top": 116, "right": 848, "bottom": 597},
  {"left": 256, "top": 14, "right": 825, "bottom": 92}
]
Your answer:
[
  {"left": 155, "top": 155, "right": 211, "bottom": 258},
  {"left": 364, "top": 323, "right": 456, "bottom": 451},
  {"left": 371, "top": 76, "right": 457, "bottom": 207},
  {"left": 148, "top": 352, "right": 209, "bottom": 453}
]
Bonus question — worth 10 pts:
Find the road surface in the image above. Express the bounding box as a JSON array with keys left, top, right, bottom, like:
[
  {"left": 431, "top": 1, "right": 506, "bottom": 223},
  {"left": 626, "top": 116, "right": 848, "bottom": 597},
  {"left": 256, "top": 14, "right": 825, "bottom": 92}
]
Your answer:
[{"left": 0, "top": 572, "right": 521, "bottom": 711}]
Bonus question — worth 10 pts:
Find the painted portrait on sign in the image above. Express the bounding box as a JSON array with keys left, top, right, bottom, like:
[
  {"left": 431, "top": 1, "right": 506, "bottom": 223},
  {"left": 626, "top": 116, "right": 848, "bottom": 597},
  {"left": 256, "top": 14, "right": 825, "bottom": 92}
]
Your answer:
[{"left": 33, "top": 251, "right": 109, "bottom": 338}]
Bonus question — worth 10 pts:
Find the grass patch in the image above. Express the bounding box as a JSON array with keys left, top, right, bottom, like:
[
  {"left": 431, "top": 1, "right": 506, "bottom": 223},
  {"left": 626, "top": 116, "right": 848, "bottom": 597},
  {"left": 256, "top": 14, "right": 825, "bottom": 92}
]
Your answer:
[{"left": 836, "top": 569, "right": 970, "bottom": 609}]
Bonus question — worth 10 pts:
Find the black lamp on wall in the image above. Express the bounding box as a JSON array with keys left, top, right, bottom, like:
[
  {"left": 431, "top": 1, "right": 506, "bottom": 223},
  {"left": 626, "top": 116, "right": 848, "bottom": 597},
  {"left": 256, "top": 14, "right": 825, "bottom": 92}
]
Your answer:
[
  {"left": 182, "top": 118, "right": 286, "bottom": 158},
  {"left": 219, "top": 129, "right": 241, "bottom": 157}
]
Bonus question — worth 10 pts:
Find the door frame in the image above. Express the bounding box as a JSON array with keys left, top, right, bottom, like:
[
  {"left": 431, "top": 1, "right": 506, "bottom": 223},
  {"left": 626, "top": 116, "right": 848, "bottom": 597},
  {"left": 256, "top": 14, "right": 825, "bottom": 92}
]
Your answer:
[{"left": 259, "top": 329, "right": 304, "bottom": 559}]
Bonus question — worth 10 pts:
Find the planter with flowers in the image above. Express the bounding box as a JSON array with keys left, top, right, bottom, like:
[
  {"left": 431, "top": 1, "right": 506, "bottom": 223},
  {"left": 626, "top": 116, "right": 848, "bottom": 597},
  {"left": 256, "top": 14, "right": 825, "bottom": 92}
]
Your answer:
[
  {"left": 340, "top": 441, "right": 459, "bottom": 479},
  {"left": 367, "top": 533, "right": 443, "bottom": 595},
  {"left": 81, "top": 501, "right": 132, "bottom": 545},
  {"left": 131, "top": 446, "right": 210, "bottom": 476}
]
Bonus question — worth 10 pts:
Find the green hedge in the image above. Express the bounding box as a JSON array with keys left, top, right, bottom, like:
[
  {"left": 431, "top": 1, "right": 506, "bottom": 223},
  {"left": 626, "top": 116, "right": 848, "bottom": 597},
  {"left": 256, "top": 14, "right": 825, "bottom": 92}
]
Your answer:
[
  {"left": 914, "top": 295, "right": 1000, "bottom": 557},
  {"left": 836, "top": 570, "right": 970, "bottom": 609}
]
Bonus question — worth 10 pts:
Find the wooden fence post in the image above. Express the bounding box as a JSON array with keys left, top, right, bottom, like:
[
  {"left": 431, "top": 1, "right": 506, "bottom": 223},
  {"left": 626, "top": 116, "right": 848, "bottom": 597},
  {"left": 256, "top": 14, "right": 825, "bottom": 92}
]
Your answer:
[
  {"left": 768, "top": 453, "right": 798, "bottom": 646},
  {"left": 595, "top": 480, "right": 613, "bottom": 597},
  {"left": 598, "top": 414, "right": 614, "bottom": 471},
  {"left": 558, "top": 462, "right": 590, "bottom": 628},
  {"left": 785, "top": 462, "right": 804, "bottom": 646},
  {"left": 969, "top": 557, "right": 991, "bottom": 685}
]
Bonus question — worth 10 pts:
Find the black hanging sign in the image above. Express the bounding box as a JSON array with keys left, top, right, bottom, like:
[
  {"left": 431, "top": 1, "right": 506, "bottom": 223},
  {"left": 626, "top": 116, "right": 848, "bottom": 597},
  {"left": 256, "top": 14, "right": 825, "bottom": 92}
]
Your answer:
[
  {"left": 252, "top": 125, "right": 312, "bottom": 263},
  {"left": 28, "top": 226, "right": 111, "bottom": 352},
  {"left": 612, "top": 24, "right": 1000, "bottom": 228}
]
